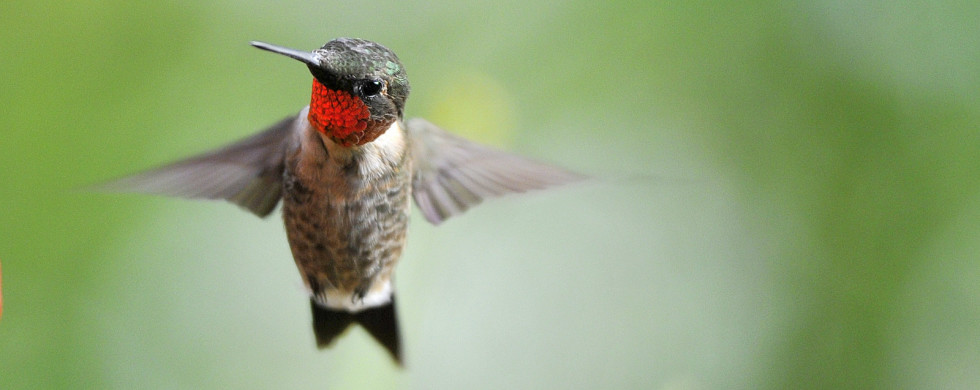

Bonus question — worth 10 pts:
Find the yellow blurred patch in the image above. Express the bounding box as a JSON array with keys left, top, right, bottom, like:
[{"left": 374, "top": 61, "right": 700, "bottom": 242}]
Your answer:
[{"left": 424, "top": 70, "right": 517, "bottom": 146}]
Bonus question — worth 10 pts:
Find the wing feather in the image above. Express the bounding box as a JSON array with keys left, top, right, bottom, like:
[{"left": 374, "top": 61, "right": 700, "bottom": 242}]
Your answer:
[
  {"left": 407, "top": 118, "right": 585, "bottom": 225},
  {"left": 96, "top": 115, "right": 297, "bottom": 217}
]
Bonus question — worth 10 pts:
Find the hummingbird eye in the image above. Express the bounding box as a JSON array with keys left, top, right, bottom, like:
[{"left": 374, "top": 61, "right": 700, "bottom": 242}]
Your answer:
[{"left": 358, "top": 79, "right": 385, "bottom": 97}]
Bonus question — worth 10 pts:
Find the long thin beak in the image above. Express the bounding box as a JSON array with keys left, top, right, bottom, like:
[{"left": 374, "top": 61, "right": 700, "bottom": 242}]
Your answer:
[{"left": 250, "top": 41, "right": 320, "bottom": 67}]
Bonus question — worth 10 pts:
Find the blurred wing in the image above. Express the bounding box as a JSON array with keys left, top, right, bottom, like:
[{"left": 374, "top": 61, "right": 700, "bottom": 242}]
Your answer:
[
  {"left": 97, "top": 115, "right": 297, "bottom": 217},
  {"left": 406, "top": 118, "right": 585, "bottom": 225}
]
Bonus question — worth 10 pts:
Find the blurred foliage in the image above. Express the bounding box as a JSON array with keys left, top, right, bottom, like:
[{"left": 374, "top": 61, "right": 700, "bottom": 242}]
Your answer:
[{"left": 1, "top": 1, "right": 979, "bottom": 389}]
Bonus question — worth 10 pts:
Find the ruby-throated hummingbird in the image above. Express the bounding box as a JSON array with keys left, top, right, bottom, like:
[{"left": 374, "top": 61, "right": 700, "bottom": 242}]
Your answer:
[{"left": 103, "top": 38, "right": 583, "bottom": 364}]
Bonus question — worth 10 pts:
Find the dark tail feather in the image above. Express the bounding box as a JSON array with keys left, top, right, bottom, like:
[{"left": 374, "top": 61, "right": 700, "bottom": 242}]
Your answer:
[
  {"left": 310, "top": 301, "right": 354, "bottom": 347},
  {"left": 310, "top": 297, "right": 402, "bottom": 365}
]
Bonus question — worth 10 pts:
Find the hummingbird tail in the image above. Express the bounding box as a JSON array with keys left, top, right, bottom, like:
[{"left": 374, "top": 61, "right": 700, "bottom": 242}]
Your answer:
[{"left": 310, "top": 297, "right": 402, "bottom": 365}]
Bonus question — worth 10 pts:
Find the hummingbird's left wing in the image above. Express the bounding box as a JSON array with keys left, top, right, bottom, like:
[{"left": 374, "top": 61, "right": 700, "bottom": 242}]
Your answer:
[
  {"left": 97, "top": 115, "right": 297, "bottom": 217},
  {"left": 406, "top": 118, "right": 585, "bottom": 225}
]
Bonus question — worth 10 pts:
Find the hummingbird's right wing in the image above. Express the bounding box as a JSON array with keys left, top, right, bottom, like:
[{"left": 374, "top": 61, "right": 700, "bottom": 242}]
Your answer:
[
  {"left": 406, "top": 118, "right": 585, "bottom": 225},
  {"left": 97, "top": 115, "right": 297, "bottom": 217}
]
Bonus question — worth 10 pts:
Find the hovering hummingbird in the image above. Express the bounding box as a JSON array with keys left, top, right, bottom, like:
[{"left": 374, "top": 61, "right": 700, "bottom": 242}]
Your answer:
[{"left": 103, "top": 38, "right": 583, "bottom": 364}]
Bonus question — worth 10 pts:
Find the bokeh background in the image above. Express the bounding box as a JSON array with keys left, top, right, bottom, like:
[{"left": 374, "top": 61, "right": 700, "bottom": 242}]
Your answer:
[{"left": 2, "top": 1, "right": 979, "bottom": 389}]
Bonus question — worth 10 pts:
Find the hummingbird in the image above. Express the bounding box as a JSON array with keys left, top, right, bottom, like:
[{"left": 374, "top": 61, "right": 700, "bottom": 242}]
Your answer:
[{"left": 102, "top": 38, "right": 583, "bottom": 364}]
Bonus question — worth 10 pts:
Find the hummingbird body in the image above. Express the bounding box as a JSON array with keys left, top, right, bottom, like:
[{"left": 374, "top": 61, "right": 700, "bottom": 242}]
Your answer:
[
  {"left": 283, "top": 112, "right": 411, "bottom": 311},
  {"left": 103, "top": 38, "right": 583, "bottom": 364}
]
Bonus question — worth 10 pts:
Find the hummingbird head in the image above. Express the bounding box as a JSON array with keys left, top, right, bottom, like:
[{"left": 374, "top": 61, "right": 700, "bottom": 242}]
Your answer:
[{"left": 251, "top": 38, "right": 410, "bottom": 147}]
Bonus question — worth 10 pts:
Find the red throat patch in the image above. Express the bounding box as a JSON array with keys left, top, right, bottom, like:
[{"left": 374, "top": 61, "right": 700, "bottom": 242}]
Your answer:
[{"left": 308, "top": 79, "right": 372, "bottom": 146}]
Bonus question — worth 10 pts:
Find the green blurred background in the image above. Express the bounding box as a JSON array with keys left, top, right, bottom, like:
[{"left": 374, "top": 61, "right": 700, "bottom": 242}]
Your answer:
[{"left": 2, "top": 1, "right": 979, "bottom": 389}]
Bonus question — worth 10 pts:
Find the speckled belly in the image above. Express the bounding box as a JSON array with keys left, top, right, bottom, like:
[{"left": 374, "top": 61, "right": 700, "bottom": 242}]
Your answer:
[{"left": 281, "top": 166, "right": 411, "bottom": 308}]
